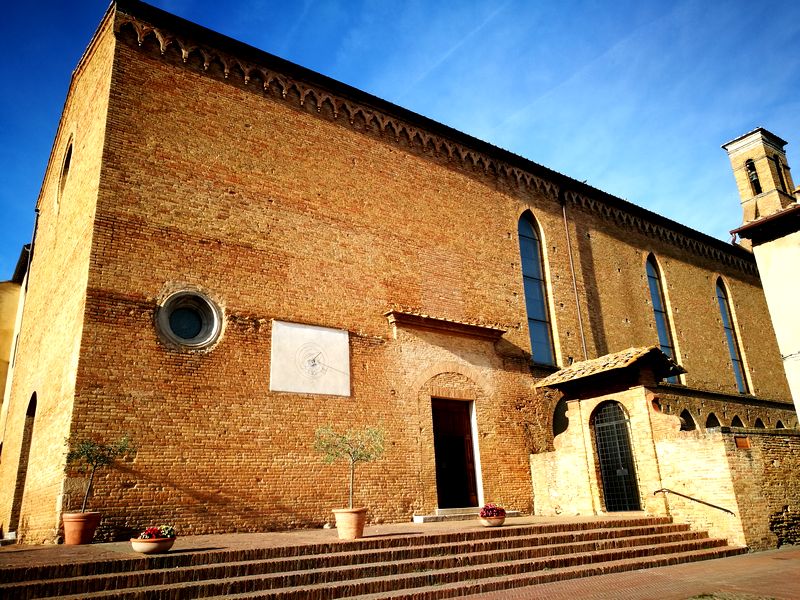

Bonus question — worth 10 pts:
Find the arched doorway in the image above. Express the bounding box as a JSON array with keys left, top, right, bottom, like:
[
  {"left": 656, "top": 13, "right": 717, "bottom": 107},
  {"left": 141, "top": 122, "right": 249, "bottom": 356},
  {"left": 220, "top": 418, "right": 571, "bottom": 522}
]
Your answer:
[
  {"left": 592, "top": 401, "right": 641, "bottom": 511},
  {"left": 9, "top": 393, "right": 37, "bottom": 533}
]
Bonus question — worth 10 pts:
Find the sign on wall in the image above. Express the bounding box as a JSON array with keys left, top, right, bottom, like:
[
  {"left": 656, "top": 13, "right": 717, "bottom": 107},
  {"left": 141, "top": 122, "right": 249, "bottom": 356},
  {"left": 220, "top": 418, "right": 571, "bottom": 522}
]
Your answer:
[{"left": 269, "top": 320, "right": 351, "bottom": 396}]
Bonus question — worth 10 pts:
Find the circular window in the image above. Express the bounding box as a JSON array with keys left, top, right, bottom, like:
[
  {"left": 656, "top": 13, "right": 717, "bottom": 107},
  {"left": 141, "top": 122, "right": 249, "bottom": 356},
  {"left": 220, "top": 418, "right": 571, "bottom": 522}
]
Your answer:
[{"left": 157, "top": 291, "right": 222, "bottom": 350}]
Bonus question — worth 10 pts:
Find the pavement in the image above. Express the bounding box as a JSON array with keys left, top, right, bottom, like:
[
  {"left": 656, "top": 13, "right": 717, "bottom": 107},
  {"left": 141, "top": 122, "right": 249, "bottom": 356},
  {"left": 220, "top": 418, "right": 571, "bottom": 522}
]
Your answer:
[
  {"left": 1, "top": 515, "right": 798, "bottom": 599},
  {"left": 467, "top": 545, "right": 800, "bottom": 600}
]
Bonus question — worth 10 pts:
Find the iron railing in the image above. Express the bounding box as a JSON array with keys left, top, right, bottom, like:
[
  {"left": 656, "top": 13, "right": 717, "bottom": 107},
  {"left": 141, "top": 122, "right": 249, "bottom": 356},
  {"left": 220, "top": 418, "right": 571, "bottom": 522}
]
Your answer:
[{"left": 653, "top": 488, "right": 735, "bottom": 516}]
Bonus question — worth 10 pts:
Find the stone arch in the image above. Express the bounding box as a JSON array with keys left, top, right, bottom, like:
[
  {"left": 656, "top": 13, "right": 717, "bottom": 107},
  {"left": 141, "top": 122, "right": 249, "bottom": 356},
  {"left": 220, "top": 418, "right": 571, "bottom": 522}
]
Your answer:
[
  {"left": 753, "top": 417, "right": 765, "bottom": 428},
  {"left": 679, "top": 408, "right": 696, "bottom": 431},
  {"left": 590, "top": 401, "right": 641, "bottom": 512},
  {"left": 705, "top": 412, "right": 721, "bottom": 428},
  {"left": 731, "top": 415, "right": 745, "bottom": 427},
  {"left": 552, "top": 397, "right": 569, "bottom": 437}
]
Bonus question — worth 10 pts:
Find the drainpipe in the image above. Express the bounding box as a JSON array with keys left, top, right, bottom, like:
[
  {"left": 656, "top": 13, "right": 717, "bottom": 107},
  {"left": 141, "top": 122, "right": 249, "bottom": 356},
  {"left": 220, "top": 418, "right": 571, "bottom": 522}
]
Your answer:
[
  {"left": 561, "top": 191, "right": 597, "bottom": 513},
  {"left": 560, "top": 192, "right": 588, "bottom": 361}
]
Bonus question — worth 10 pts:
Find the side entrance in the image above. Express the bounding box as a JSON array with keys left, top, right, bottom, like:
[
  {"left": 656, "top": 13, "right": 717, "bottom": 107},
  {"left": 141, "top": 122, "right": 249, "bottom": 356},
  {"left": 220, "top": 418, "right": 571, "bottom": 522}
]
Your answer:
[{"left": 432, "top": 398, "right": 479, "bottom": 508}]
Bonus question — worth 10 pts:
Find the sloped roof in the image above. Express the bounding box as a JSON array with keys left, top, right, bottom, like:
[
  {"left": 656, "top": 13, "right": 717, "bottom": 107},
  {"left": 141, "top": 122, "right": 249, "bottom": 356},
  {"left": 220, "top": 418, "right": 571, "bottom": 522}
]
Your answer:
[{"left": 535, "top": 346, "right": 685, "bottom": 389}]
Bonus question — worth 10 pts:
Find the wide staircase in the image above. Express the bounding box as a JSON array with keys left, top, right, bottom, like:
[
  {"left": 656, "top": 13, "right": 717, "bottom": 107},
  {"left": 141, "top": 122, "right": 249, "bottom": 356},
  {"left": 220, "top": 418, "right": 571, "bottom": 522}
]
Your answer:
[{"left": 0, "top": 516, "right": 745, "bottom": 599}]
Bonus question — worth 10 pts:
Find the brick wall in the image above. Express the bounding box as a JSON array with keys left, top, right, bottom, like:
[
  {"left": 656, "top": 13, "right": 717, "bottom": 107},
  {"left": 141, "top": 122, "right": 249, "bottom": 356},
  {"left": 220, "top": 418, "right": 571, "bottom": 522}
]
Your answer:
[{"left": 725, "top": 429, "right": 800, "bottom": 549}]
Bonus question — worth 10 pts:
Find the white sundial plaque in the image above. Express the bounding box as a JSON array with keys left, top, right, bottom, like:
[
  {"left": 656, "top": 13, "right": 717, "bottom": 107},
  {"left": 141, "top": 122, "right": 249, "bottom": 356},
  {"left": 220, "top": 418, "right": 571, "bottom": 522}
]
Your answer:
[{"left": 269, "top": 320, "right": 351, "bottom": 396}]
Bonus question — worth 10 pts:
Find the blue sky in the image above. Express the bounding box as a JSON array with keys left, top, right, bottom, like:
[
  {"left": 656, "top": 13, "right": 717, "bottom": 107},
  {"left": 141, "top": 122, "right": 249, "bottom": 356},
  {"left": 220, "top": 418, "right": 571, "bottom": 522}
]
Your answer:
[{"left": 1, "top": 0, "right": 799, "bottom": 278}]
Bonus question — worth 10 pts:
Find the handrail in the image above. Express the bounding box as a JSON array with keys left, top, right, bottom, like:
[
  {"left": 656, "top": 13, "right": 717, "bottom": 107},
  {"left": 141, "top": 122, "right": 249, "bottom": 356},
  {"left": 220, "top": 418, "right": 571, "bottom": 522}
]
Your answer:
[{"left": 653, "top": 488, "right": 735, "bottom": 516}]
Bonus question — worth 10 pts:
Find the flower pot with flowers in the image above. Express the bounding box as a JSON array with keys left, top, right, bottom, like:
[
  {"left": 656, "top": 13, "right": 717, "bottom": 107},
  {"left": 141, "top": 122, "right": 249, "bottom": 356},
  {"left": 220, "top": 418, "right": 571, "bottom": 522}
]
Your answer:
[
  {"left": 130, "top": 525, "right": 177, "bottom": 554},
  {"left": 479, "top": 503, "right": 506, "bottom": 527},
  {"left": 63, "top": 435, "right": 135, "bottom": 545},
  {"left": 313, "top": 425, "right": 385, "bottom": 540}
]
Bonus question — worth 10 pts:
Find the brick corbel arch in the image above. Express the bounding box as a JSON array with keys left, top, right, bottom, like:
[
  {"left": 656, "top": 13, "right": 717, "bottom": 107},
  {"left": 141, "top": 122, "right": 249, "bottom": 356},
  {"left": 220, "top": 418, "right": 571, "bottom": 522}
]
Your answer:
[{"left": 406, "top": 361, "right": 492, "bottom": 401}]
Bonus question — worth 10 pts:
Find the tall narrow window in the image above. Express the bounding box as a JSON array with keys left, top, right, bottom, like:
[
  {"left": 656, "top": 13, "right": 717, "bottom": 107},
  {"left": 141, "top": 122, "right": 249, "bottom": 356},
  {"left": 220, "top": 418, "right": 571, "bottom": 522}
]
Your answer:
[
  {"left": 518, "top": 212, "right": 555, "bottom": 366},
  {"left": 716, "top": 278, "right": 749, "bottom": 394},
  {"left": 646, "top": 255, "right": 678, "bottom": 383},
  {"left": 774, "top": 154, "right": 787, "bottom": 193},
  {"left": 745, "top": 159, "right": 762, "bottom": 195}
]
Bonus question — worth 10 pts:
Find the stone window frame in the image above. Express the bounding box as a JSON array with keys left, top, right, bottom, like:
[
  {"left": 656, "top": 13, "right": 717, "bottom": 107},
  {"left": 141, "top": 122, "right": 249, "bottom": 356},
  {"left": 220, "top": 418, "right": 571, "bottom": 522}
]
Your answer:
[
  {"left": 155, "top": 288, "right": 224, "bottom": 351},
  {"left": 517, "top": 210, "right": 558, "bottom": 367},
  {"left": 644, "top": 253, "right": 682, "bottom": 384},
  {"left": 714, "top": 276, "right": 751, "bottom": 395}
]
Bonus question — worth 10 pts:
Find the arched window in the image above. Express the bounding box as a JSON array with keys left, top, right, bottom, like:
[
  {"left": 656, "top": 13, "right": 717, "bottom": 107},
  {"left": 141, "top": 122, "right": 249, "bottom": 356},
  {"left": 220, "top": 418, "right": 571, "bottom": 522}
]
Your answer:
[
  {"left": 731, "top": 415, "right": 744, "bottom": 427},
  {"left": 754, "top": 418, "right": 765, "bottom": 428},
  {"left": 745, "top": 159, "right": 762, "bottom": 195},
  {"left": 518, "top": 212, "right": 555, "bottom": 366},
  {"left": 646, "top": 255, "right": 678, "bottom": 383},
  {"left": 679, "top": 409, "right": 696, "bottom": 431},
  {"left": 776, "top": 420, "right": 785, "bottom": 429},
  {"left": 705, "top": 413, "right": 721, "bottom": 428},
  {"left": 715, "top": 278, "right": 749, "bottom": 394}
]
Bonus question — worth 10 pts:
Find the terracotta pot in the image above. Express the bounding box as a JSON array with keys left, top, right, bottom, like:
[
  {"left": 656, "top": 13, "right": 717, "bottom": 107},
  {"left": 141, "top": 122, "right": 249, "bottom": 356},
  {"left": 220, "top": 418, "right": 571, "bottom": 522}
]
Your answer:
[
  {"left": 62, "top": 511, "right": 101, "bottom": 545},
  {"left": 332, "top": 507, "right": 368, "bottom": 540},
  {"left": 479, "top": 516, "right": 506, "bottom": 527},
  {"left": 130, "top": 537, "right": 176, "bottom": 554}
]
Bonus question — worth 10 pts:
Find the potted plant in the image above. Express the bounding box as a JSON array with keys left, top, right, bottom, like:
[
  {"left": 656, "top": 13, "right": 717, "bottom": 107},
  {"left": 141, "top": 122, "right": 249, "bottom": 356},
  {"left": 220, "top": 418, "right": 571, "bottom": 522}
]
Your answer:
[
  {"left": 130, "top": 525, "right": 177, "bottom": 554},
  {"left": 313, "top": 425, "right": 385, "bottom": 540},
  {"left": 62, "top": 435, "right": 135, "bottom": 544},
  {"left": 479, "top": 502, "right": 506, "bottom": 527}
]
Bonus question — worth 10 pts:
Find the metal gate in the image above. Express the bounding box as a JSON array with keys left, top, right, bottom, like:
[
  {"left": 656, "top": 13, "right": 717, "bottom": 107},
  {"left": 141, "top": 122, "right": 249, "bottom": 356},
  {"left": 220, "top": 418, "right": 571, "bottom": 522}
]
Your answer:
[{"left": 592, "top": 402, "right": 641, "bottom": 511}]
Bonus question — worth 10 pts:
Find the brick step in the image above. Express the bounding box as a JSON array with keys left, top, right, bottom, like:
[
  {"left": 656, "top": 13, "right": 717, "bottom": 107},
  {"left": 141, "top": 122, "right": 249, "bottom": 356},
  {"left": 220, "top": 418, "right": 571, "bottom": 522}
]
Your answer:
[
  {"left": 1, "top": 528, "right": 705, "bottom": 599},
  {"left": 346, "top": 546, "right": 748, "bottom": 600},
  {"left": 29, "top": 535, "right": 735, "bottom": 599},
  {"left": 0, "top": 517, "right": 678, "bottom": 583},
  {"left": 199, "top": 543, "right": 745, "bottom": 600}
]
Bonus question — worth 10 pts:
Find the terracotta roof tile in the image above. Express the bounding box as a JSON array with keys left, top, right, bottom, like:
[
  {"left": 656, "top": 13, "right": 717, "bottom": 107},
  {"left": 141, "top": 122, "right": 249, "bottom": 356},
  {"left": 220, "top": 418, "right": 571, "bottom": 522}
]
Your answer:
[{"left": 535, "top": 346, "right": 684, "bottom": 388}]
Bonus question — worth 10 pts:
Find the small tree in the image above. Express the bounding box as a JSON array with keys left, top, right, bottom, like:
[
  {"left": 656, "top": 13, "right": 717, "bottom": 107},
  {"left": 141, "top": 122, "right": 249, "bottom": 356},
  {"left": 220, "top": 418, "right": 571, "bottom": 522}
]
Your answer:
[
  {"left": 313, "top": 426, "right": 385, "bottom": 509},
  {"left": 65, "top": 435, "right": 135, "bottom": 512}
]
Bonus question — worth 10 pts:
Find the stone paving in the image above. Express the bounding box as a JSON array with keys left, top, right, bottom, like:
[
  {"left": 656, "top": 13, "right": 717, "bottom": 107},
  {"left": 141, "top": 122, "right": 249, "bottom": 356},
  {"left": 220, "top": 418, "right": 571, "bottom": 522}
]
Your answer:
[
  {"left": 467, "top": 545, "right": 800, "bottom": 600},
  {"left": 0, "top": 515, "right": 797, "bottom": 599}
]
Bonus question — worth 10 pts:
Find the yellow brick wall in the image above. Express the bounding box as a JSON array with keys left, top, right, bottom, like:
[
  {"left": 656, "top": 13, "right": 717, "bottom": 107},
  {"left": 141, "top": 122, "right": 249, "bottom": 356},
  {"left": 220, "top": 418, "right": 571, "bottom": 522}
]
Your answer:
[{"left": 0, "top": 15, "right": 116, "bottom": 543}]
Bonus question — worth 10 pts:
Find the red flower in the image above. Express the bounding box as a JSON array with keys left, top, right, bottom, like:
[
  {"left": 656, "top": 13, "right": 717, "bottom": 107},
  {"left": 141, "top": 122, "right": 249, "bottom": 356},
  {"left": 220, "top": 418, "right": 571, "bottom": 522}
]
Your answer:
[{"left": 479, "top": 503, "right": 506, "bottom": 518}]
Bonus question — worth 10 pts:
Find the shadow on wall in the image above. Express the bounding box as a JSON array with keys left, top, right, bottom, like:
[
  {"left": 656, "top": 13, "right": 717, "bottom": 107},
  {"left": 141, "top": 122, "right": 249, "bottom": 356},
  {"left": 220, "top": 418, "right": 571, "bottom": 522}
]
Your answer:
[{"left": 770, "top": 505, "right": 800, "bottom": 546}]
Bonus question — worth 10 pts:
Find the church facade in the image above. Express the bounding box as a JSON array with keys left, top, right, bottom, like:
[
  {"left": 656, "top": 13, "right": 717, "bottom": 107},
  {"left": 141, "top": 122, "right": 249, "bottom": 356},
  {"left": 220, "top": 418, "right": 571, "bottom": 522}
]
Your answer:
[{"left": 0, "top": 0, "right": 795, "bottom": 544}]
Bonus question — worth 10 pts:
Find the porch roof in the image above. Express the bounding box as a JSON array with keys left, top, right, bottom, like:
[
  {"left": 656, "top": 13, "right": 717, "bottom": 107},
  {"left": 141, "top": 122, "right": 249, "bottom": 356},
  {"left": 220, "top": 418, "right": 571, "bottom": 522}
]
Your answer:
[{"left": 534, "top": 346, "right": 685, "bottom": 389}]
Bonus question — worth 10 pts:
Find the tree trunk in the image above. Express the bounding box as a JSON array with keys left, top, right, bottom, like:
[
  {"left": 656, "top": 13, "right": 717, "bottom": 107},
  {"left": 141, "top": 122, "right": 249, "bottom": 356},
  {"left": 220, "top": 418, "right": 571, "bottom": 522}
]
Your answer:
[
  {"left": 81, "top": 465, "right": 97, "bottom": 513},
  {"left": 349, "top": 459, "right": 355, "bottom": 508}
]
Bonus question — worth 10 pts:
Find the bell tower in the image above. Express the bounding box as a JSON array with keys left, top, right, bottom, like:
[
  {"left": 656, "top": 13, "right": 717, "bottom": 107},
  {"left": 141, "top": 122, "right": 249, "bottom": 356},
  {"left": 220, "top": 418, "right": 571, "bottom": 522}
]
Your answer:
[{"left": 722, "top": 128, "right": 797, "bottom": 227}]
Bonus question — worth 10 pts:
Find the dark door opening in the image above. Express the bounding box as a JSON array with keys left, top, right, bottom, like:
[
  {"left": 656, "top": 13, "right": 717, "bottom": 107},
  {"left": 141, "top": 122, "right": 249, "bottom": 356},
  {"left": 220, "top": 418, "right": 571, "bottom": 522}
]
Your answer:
[
  {"left": 592, "top": 401, "right": 641, "bottom": 512},
  {"left": 432, "top": 398, "right": 478, "bottom": 509}
]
